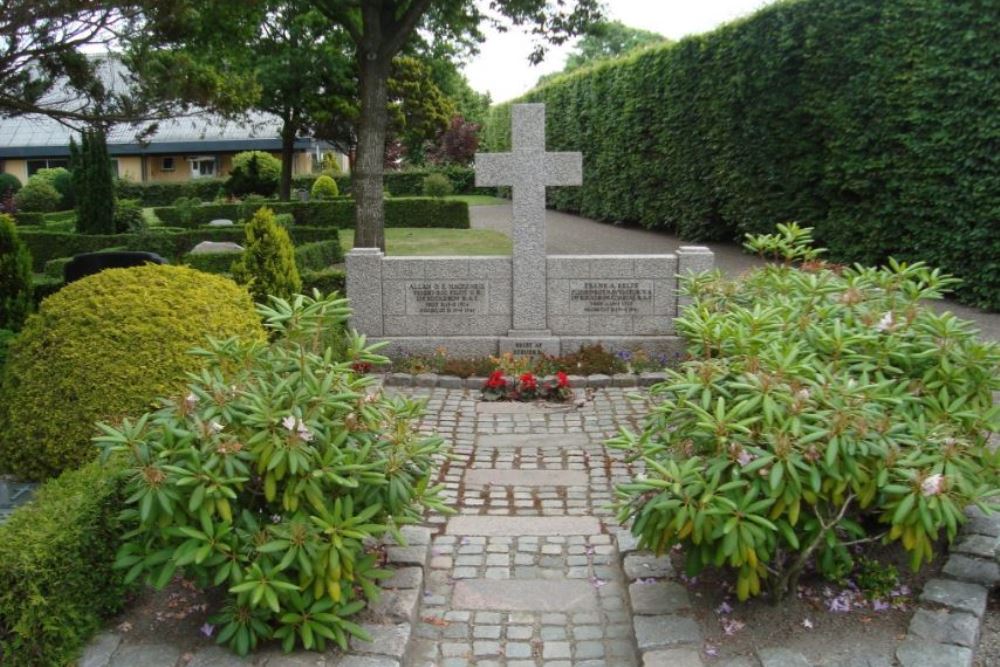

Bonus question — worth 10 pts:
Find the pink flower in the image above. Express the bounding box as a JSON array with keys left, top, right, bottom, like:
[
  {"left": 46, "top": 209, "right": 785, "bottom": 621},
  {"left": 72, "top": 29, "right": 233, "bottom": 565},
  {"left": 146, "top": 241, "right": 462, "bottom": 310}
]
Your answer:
[
  {"left": 281, "top": 415, "right": 314, "bottom": 442},
  {"left": 921, "top": 473, "right": 945, "bottom": 497}
]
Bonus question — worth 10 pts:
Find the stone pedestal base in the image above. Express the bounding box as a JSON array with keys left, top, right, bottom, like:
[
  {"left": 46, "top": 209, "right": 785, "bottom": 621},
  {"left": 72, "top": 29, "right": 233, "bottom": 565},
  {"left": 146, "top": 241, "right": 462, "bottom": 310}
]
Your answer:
[{"left": 370, "top": 335, "right": 685, "bottom": 360}]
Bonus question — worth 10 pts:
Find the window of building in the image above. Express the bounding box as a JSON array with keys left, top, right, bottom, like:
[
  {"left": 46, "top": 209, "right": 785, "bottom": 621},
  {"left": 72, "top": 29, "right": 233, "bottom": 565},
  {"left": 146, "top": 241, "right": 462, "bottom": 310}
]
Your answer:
[
  {"left": 161, "top": 157, "right": 175, "bottom": 172},
  {"left": 26, "top": 158, "right": 69, "bottom": 176},
  {"left": 188, "top": 156, "right": 216, "bottom": 179}
]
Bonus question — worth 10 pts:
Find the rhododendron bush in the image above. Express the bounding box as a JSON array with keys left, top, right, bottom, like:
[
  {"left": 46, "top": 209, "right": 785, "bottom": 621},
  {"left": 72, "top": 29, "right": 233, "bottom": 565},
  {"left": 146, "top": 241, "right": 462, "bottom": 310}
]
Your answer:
[
  {"left": 612, "top": 225, "right": 999, "bottom": 601},
  {"left": 96, "top": 293, "right": 449, "bottom": 654}
]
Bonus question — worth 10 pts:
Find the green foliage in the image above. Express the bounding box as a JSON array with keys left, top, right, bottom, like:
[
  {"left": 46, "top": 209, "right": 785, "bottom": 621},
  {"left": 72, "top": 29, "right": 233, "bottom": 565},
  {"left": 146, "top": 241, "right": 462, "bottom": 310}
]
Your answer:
[
  {"left": 96, "top": 292, "right": 449, "bottom": 655},
  {"left": 12, "top": 212, "right": 43, "bottom": 226},
  {"left": 0, "top": 265, "right": 265, "bottom": 480},
  {"left": 232, "top": 207, "right": 302, "bottom": 302},
  {"left": 13, "top": 178, "right": 60, "bottom": 213},
  {"left": 117, "top": 178, "right": 227, "bottom": 206},
  {"left": 0, "top": 328, "right": 14, "bottom": 374},
  {"left": 17, "top": 226, "right": 332, "bottom": 270},
  {"left": 43, "top": 256, "right": 72, "bottom": 280},
  {"left": 71, "top": 129, "right": 117, "bottom": 234},
  {"left": 0, "top": 459, "right": 129, "bottom": 666},
  {"left": 29, "top": 275, "right": 63, "bottom": 308},
  {"left": 226, "top": 152, "right": 281, "bottom": 198},
  {"left": 300, "top": 267, "right": 346, "bottom": 297},
  {"left": 0, "top": 214, "right": 32, "bottom": 330},
  {"left": 537, "top": 19, "right": 667, "bottom": 85},
  {"left": 113, "top": 198, "right": 147, "bottom": 233},
  {"left": 612, "top": 227, "right": 1000, "bottom": 601},
  {"left": 294, "top": 240, "right": 344, "bottom": 272},
  {"left": 422, "top": 173, "right": 453, "bottom": 198},
  {"left": 34, "top": 167, "right": 74, "bottom": 209},
  {"left": 172, "top": 196, "right": 203, "bottom": 226},
  {"left": 311, "top": 175, "right": 340, "bottom": 200},
  {"left": 0, "top": 173, "right": 22, "bottom": 196},
  {"left": 850, "top": 557, "right": 899, "bottom": 601},
  {"left": 319, "top": 153, "right": 342, "bottom": 175},
  {"left": 184, "top": 251, "right": 243, "bottom": 275},
  {"left": 483, "top": 0, "right": 1000, "bottom": 310}
]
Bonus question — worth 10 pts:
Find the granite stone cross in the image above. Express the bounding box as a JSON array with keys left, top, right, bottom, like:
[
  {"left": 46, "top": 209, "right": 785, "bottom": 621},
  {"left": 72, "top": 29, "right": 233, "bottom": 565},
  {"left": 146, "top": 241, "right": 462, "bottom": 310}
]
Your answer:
[{"left": 475, "top": 104, "right": 582, "bottom": 332}]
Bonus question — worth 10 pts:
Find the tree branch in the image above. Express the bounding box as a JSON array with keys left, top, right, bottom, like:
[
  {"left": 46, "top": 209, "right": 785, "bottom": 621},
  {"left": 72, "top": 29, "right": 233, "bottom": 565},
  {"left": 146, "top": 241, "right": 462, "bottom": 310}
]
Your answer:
[{"left": 381, "top": 0, "right": 434, "bottom": 58}]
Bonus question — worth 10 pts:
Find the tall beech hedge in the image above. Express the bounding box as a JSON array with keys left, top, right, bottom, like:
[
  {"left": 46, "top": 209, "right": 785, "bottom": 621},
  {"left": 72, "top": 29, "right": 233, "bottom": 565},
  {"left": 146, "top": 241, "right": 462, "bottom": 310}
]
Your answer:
[{"left": 483, "top": 0, "right": 999, "bottom": 310}]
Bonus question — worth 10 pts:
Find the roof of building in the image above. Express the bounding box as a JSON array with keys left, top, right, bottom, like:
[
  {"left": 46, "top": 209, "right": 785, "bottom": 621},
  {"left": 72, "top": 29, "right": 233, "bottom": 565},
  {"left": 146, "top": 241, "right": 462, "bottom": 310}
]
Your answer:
[{"left": 0, "top": 56, "right": 315, "bottom": 158}]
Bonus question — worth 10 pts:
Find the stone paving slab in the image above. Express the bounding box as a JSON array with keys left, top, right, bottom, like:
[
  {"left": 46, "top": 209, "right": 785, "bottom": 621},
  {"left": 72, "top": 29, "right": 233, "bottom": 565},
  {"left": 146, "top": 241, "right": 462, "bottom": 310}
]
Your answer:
[
  {"left": 451, "top": 578, "right": 598, "bottom": 611},
  {"left": 475, "top": 402, "right": 570, "bottom": 414},
  {"left": 463, "top": 468, "right": 589, "bottom": 487},
  {"left": 475, "top": 434, "right": 592, "bottom": 449},
  {"left": 445, "top": 515, "right": 602, "bottom": 536}
]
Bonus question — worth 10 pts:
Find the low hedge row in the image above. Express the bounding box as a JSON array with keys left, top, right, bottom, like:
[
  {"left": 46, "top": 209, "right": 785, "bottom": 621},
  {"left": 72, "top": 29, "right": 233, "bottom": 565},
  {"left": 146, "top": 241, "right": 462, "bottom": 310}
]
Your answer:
[
  {"left": 153, "top": 197, "right": 469, "bottom": 230},
  {"left": 180, "top": 238, "right": 343, "bottom": 277},
  {"left": 116, "top": 177, "right": 227, "bottom": 206},
  {"left": 18, "top": 226, "right": 335, "bottom": 270},
  {"left": 0, "top": 460, "right": 129, "bottom": 666},
  {"left": 301, "top": 267, "right": 346, "bottom": 296},
  {"left": 13, "top": 212, "right": 44, "bottom": 226}
]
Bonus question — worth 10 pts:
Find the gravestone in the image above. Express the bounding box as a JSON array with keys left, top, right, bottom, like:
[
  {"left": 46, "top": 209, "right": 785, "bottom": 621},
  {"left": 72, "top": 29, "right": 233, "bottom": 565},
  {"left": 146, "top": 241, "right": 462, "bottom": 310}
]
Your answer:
[
  {"left": 207, "top": 218, "right": 234, "bottom": 227},
  {"left": 346, "top": 103, "right": 714, "bottom": 358},
  {"left": 190, "top": 241, "right": 243, "bottom": 254},
  {"left": 64, "top": 251, "right": 168, "bottom": 284}
]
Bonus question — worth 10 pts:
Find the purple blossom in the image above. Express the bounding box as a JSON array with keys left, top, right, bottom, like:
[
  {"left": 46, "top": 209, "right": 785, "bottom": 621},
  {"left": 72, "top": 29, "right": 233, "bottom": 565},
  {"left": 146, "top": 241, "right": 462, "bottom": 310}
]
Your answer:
[
  {"left": 715, "top": 601, "right": 734, "bottom": 615},
  {"left": 827, "top": 594, "right": 852, "bottom": 613},
  {"left": 872, "top": 599, "right": 890, "bottom": 612},
  {"left": 720, "top": 617, "right": 745, "bottom": 635},
  {"left": 200, "top": 623, "right": 215, "bottom": 638},
  {"left": 590, "top": 577, "right": 607, "bottom": 589},
  {"left": 704, "top": 644, "right": 720, "bottom": 657}
]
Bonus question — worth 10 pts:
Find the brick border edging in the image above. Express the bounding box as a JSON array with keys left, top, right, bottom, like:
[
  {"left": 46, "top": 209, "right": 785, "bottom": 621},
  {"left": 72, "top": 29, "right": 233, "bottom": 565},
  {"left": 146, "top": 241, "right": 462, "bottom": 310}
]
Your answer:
[
  {"left": 895, "top": 506, "right": 1000, "bottom": 667},
  {"left": 379, "top": 371, "right": 669, "bottom": 390}
]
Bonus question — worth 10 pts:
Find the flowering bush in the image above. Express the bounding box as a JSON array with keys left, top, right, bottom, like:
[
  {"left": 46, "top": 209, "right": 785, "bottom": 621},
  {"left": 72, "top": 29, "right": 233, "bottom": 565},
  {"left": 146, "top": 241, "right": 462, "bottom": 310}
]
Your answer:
[
  {"left": 96, "top": 292, "right": 449, "bottom": 654},
  {"left": 612, "top": 225, "right": 999, "bottom": 601},
  {"left": 481, "top": 369, "right": 572, "bottom": 402}
]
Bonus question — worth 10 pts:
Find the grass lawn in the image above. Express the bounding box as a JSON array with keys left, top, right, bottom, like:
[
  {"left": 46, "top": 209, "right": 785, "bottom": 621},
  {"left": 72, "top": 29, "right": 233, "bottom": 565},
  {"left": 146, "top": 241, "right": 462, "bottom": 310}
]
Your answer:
[
  {"left": 338, "top": 227, "right": 511, "bottom": 256},
  {"left": 444, "top": 194, "right": 508, "bottom": 206}
]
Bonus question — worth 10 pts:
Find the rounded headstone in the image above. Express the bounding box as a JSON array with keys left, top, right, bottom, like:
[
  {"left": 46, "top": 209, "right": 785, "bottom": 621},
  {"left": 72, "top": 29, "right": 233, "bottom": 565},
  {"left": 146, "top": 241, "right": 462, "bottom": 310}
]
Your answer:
[
  {"left": 190, "top": 241, "right": 243, "bottom": 255},
  {"left": 207, "top": 218, "right": 234, "bottom": 227}
]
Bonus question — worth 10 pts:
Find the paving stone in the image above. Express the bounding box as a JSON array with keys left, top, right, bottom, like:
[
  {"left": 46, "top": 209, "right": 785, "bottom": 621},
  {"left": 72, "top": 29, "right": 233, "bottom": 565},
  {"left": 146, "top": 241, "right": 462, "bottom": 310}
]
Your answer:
[
  {"left": 953, "top": 533, "right": 999, "bottom": 558},
  {"left": 398, "top": 525, "right": 433, "bottom": 546},
  {"left": 262, "top": 654, "right": 327, "bottom": 667},
  {"left": 107, "top": 642, "right": 184, "bottom": 667},
  {"left": 349, "top": 623, "right": 411, "bottom": 658},
  {"left": 588, "top": 374, "right": 612, "bottom": 388},
  {"left": 186, "top": 646, "right": 254, "bottom": 666},
  {"left": 575, "top": 641, "right": 605, "bottom": 659},
  {"left": 79, "top": 632, "right": 123, "bottom": 667},
  {"left": 633, "top": 614, "right": 702, "bottom": 650},
  {"left": 475, "top": 402, "right": 561, "bottom": 414},
  {"left": 463, "top": 469, "right": 588, "bottom": 487},
  {"left": 628, "top": 580, "right": 691, "bottom": 614},
  {"left": 451, "top": 578, "right": 597, "bottom": 611},
  {"left": 615, "top": 530, "right": 640, "bottom": 555},
  {"left": 907, "top": 607, "right": 979, "bottom": 647},
  {"left": 623, "top": 553, "right": 674, "bottom": 580},
  {"left": 757, "top": 648, "right": 810, "bottom": 667},
  {"left": 369, "top": 588, "right": 420, "bottom": 623},
  {"left": 715, "top": 659, "right": 756, "bottom": 667},
  {"left": 643, "top": 648, "right": 704, "bottom": 667},
  {"left": 896, "top": 639, "right": 972, "bottom": 667},
  {"left": 942, "top": 554, "right": 999, "bottom": 586},
  {"left": 383, "top": 566, "right": 423, "bottom": 590},
  {"left": 964, "top": 506, "right": 1000, "bottom": 537},
  {"left": 445, "top": 515, "right": 601, "bottom": 536},
  {"left": 438, "top": 375, "right": 464, "bottom": 389},
  {"left": 475, "top": 434, "right": 591, "bottom": 449},
  {"left": 919, "top": 578, "right": 988, "bottom": 617},
  {"left": 827, "top": 656, "right": 892, "bottom": 667},
  {"left": 505, "top": 643, "right": 533, "bottom": 658},
  {"left": 542, "top": 641, "right": 572, "bottom": 659},
  {"left": 385, "top": 545, "right": 428, "bottom": 566}
]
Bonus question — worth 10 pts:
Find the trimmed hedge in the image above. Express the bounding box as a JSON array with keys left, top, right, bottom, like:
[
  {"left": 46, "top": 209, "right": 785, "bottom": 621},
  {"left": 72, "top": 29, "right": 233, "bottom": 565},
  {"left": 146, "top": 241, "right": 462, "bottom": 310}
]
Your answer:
[
  {"left": 0, "top": 460, "right": 129, "bottom": 666},
  {"left": 182, "top": 251, "right": 240, "bottom": 274},
  {"left": 482, "top": 0, "right": 1000, "bottom": 310},
  {"left": 153, "top": 197, "right": 469, "bottom": 230},
  {"left": 12, "top": 212, "right": 44, "bottom": 227},
  {"left": 43, "top": 256, "right": 72, "bottom": 279},
  {"left": 18, "top": 226, "right": 335, "bottom": 269},
  {"left": 116, "top": 177, "right": 227, "bottom": 206},
  {"left": 301, "top": 267, "right": 346, "bottom": 296},
  {"left": 30, "top": 274, "right": 63, "bottom": 307},
  {"left": 294, "top": 239, "right": 344, "bottom": 271}
]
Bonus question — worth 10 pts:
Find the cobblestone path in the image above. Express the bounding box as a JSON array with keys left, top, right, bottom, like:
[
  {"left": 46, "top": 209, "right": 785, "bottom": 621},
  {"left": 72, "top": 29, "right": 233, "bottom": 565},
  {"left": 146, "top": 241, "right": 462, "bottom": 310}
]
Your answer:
[{"left": 398, "top": 387, "right": 650, "bottom": 667}]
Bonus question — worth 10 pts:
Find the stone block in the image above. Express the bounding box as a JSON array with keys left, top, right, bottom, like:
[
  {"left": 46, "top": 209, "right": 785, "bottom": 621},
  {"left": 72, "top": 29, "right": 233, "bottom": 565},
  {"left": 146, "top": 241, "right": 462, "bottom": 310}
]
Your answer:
[
  {"left": 896, "top": 639, "right": 972, "bottom": 667},
  {"left": 384, "top": 316, "right": 424, "bottom": 336},
  {"left": 908, "top": 607, "right": 979, "bottom": 647},
  {"left": 475, "top": 402, "right": 562, "bottom": 415},
  {"left": 953, "top": 534, "right": 999, "bottom": 559},
  {"left": 79, "top": 632, "right": 122, "bottom": 667},
  {"left": 588, "top": 374, "right": 612, "bottom": 388},
  {"left": 827, "top": 655, "right": 891, "bottom": 667},
  {"left": 942, "top": 553, "right": 999, "bottom": 586},
  {"left": 964, "top": 506, "right": 1000, "bottom": 537},
  {"left": 488, "top": 280, "right": 512, "bottom": 315},
  {"left": 546, "top": 280, "right": 570, "bottom": 313},
  {"left": 386, "top": 544, "right": 429, "bottom": 566},
  {"left": 548, "top": 315, "right": 590, "bottom": 335},
  {"left": 346, "top": 249, "right": 384, "bottom": 336},
  {"left": 382, "top": 283, "right": 407, "bottom": 315},
  {"left": 385, "top": 373, "right": 413, "bottom": 387},
  {"left": 628, "top": 580, "right": 691, "bottom": 614},
  {"left": 187, "top": 646, "right": 254, "bottom": 666},
  {"left": 383, "top": 566, "right": 423, "bottom": 590},
  {"left": 757, "top": 648, "right": 810, "bottom": 667},
  {"left": 634, "top": 316, "right": 675, "bottom": 335},
  {"left": 475, "top": 434, "right": 591, "bottom": 449},
  {"left": 446, "top": 515, "right": 601, "bottom": 536},
  {"left": 451, "top": 578, "right": 595, "bottom": 611},
  {"left": 262, "top": 654, "right": 326, "bottom": 667},
  {"left": 469, "top": 257, "right": 512, "bottom": 279},
  {"left": 588, "top": 256, "right": 635, "bottom": 278},
  {"left": 547, "top": 256, "right": 591, "bottom": 279},
  {"left": 589, "top": 316, "right": 636, "bottom": 335},
  {"left": 634, "top": 255, "right": 678, "bottom": 279},
  {"left": 919, "top": 578, "right": 988, "bottom": 617},
  {"left": 464, "top": 376, "right": 486, "bottom": 389},
  {"left": 463, "top": 469, "right": 588, "bottom": 487},
  {"left": 639, "top": 372, "right": 668, "bottom": 386},
  {"left": 633, "top": 614, "right": 701, "bottom": 649},
  {"left": 107, "top": 642, "right": 182, "bottom": 667},
  {"left": 643, "top": 648, "right": 703, "bottom": 667},
  {"left": 498, "top": 336, "right": 560, "bottom": 357},
  {"left": 624, "top": 553, "right": 674, "bottom": 580},
  {"left": 612, "top": 373, "right": 638, "bottom": 388},
  {"left": 423, "top": 258, "right": 469, "bottom": 279},
  {"left": 414, "top": 373, "right": 437, "bottom": 388},
  {"left": 349, "top": 623, "right": 411, "bottom": 658},
  {"left": 381, "top": 258, "right": 426, "bottom": 280},
  {"left": 334, "top": 658, "right": 400, "bottom": 667},
  {"left": 368, "top": 588, "right": 420, "bottom": 623},
  {"left": 437, "top": 375, "right": 465, "bottom": 389},
  {"left": 398, "top": 525, "right": 432, "bottom": 546}
]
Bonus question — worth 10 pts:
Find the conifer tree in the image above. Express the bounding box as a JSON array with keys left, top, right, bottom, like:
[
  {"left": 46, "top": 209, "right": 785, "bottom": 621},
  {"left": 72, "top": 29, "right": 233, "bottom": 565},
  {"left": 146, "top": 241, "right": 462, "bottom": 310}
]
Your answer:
[
  {"left": 0, "top": 213, "right": 33, "bottom": 330},
  {"left": 231, "top": 207, "right": 301, "bottom": 302},
  {"left": 71, "top": 128, "right": 116, "bottom": 234}
]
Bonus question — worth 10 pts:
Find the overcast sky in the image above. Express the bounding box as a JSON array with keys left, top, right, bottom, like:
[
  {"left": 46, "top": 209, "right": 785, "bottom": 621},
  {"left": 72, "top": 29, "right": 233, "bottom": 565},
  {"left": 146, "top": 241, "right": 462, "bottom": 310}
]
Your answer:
[{"left": 463, "top": 0, "right": 777, "bottom": 102}]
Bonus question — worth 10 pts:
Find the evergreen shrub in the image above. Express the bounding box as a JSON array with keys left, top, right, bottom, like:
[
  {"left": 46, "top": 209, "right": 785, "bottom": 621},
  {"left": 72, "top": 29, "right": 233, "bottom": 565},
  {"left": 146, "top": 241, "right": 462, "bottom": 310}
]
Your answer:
[
  {"left": 0, "top": 213, "right": 32, "bottom": 330},
  {"left": 231, "top": 207, "right": 301, "bottom": 301},
  {"left": 0, "top": 265, "right": 265, "bottom": 479},
  {"left": 13, "top": 178, "right": 60, "bottom": 213},
  {"left": 310, "top": 174, "right": 340, "bottom": 200}
]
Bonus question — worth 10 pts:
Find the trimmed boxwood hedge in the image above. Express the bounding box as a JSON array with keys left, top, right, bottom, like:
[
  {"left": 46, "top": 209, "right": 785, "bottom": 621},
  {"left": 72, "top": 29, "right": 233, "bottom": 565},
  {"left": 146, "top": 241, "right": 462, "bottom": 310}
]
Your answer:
[
  {"left": 182, "top": 251, "right": 240, "bottom": 274},
  {"left": 116, "top": 177, "right": 227, "bottom": 206},
  {"left": 0, "top": 459, "right": 129, "bottom": 666},
  {"left": 12, "top": 212, "right": 44, "bottom": 227},
  {"left": 482, "top": 0, "right": 999, "bottom": 310},
  {"left": 301, "top": 267, "right": 346, "bottom": 296},
  {"left": 153, "top": 197, "right": 470, "bottom": 230},
  {"left": 18, "top": 226, "right": 335, "bottom": 270},
  {"left": 181, "top": 238, "right": 343, "bottom": 277}
]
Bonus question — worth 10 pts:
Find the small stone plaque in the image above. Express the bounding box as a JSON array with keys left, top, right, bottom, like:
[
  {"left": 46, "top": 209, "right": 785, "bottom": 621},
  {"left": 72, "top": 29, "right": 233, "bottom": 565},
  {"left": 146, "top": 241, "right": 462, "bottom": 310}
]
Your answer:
[
  {"left": 568, "top": 280, "right": 654, "bottom": 315},
  {"left": 406, "top": 281, "right": 487, "bottom": 316},
  {"left": 498, "top": 337, "right": 560, "bottom": 357}
]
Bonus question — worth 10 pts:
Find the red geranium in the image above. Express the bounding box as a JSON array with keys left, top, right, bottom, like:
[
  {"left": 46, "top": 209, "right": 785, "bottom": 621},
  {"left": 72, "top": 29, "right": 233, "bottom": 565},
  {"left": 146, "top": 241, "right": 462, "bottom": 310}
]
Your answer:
[
  {"left": 485, "top": 370, "right": 507, "bottom": 390},
  {"left": 556, "top": 371, "right": 569, "bottom": 388},
  {"left": 351, "top": 361, "right": 373, "bottom": 374},
  {"left": 519, "top": 372, "right": 537, "bottom": 391}
]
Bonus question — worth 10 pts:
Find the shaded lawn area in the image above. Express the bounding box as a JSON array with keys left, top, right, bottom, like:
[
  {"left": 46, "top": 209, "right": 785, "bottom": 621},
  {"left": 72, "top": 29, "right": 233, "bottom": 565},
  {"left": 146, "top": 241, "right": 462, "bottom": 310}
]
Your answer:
[
  {"left": 338, "top": 227, "right": 511, "bottom": 256},
  {"left": 443, "top": 194, "right": 508, "bottom": 206}
]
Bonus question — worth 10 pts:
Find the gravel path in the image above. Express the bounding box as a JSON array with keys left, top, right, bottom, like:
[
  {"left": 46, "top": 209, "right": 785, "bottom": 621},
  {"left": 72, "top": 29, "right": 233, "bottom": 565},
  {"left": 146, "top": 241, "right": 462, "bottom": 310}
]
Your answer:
[{"left": 469, "top": 204, "right": 1000, "bottom": 341}]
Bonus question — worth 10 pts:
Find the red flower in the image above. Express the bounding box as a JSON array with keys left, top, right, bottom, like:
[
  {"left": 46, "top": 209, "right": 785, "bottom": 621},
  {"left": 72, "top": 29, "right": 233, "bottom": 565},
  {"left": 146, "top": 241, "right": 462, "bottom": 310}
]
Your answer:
[
  {"left": 519, "top": 372, "right": 537, "bottom": 391},
  {"left": 351, "top": 361, "right": 373, "bottom": 374},
  {"left": 485, "top": 370, "right": 507, "bottom": 389},
  {"left": 556, "top": 371, "right": 570, "bottom": 388}
]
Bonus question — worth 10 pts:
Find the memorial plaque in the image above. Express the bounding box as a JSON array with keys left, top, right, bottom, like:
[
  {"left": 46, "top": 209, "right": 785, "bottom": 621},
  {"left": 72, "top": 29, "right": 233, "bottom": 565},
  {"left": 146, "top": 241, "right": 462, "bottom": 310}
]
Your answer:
[
  {"left": 568, "top": 280, "right": 654, "bottom": 315},
  {"left": 407, "top": 281, "right": 488, "bottom": 315}
]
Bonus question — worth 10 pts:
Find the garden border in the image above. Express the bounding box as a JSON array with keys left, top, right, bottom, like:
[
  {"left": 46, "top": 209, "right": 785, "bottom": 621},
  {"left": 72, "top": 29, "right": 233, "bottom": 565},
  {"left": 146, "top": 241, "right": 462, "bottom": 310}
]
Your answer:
[{"left": 378, "top": 371, "right": 669, "bottom": 390}]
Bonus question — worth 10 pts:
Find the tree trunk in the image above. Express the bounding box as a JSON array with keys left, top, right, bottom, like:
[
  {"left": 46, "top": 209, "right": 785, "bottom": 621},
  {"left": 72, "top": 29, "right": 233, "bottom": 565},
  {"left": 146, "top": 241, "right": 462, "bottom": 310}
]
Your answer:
[
  {"left": 353, "top": 52, "right": 390, "bottom": 250},
  {"left": 279, "top": 117, "right": 296, "bottom": 202}
]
